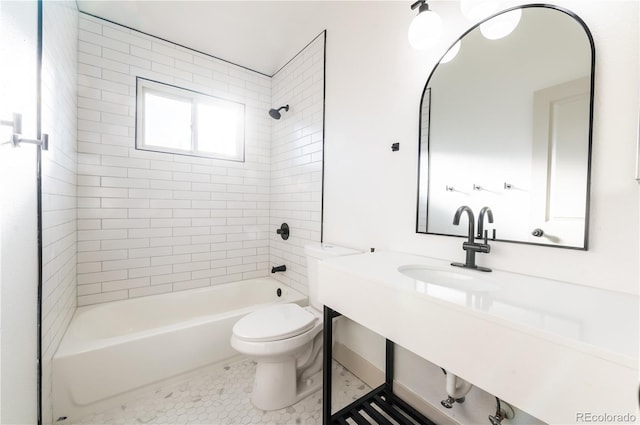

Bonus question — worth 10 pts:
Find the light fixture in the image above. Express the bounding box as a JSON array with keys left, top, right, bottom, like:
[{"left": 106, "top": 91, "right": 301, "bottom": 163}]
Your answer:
[
  {"left": 408, "top": 1, "right": 443, "bottom": 50},
  {"left": 480, "top": 8, "right": 522, "bottom": 40},
  {"left": 440, "top": 40, "right": 461, "bottom": 63},
  {"left": 460, "top": 0, "right": 499, "bottom": 21}
]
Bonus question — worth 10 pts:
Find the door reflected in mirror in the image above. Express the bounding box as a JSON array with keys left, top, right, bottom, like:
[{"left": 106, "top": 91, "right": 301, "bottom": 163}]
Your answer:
[{"left": 416, "top": 5, "right": 594, "bottom": 249}]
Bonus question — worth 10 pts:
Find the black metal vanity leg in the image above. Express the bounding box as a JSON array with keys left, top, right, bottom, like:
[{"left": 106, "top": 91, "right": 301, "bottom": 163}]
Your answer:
[
  {"left": 385, "top": 339, "right": 394, "bottom": 392},
  {"left": 323, "top": 305, "right": 333, "bottom": 425}
]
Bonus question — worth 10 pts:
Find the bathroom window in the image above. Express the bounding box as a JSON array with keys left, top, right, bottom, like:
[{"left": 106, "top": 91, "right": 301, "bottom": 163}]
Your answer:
[{"left": 136, "top": 78, "right": 245, "bottom": 161}]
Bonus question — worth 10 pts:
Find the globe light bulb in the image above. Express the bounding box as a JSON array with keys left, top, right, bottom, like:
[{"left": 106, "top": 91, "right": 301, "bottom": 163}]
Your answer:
[
  {"left": 480, "top": 8, "right": 522, "bottom": 40},
  {"left": 408, "top": 8, "right": 444, "bottom": 50}
]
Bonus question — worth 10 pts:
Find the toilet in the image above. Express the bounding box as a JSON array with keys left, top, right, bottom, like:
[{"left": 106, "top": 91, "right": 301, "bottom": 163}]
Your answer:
[{"left": 230, "top": 243, "right": 359, "bottom": 411}]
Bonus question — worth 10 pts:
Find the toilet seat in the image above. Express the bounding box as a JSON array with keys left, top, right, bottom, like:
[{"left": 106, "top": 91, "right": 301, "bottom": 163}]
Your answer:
[{"left": 233, "top": 304, "right": 317, "bottom": 342}]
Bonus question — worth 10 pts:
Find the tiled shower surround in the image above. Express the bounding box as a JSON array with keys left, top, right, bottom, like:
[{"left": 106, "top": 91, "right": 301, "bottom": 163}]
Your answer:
[
  {"left": 76, "top": 13, "right": 324, "bottom": 306},
  {"left": 269, "top": 35, "right": 325, "bottom": 296},
  {"left": 41, "top": 1, "right": 78, "bottom": 424}
]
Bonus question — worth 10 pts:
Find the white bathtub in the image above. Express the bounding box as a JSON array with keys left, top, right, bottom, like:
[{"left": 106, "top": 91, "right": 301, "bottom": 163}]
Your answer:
[{"left": 53, "top": 277, "right": 306, "bottom": 421}]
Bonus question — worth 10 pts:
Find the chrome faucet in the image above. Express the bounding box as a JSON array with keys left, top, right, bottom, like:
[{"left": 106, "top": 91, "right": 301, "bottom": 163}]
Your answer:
[{"left": 451, "top": 205, "right": 492, "bottom": 272}]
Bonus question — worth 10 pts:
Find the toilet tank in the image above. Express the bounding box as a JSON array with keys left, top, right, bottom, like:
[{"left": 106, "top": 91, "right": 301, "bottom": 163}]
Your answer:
[{"left": 304, "top": 243, "right": 360, "bottom": 310}]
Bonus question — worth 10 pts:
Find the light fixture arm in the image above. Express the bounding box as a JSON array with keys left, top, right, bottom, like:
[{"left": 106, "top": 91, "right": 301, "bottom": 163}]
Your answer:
[{"left": 410, "top": 0, "right": 430, "bottom": 13}]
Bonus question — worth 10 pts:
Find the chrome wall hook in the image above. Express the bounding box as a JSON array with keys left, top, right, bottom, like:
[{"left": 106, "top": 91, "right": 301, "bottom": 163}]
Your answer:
[
  {"left": 446, "top": 185, "right": 455, "bottom": 192},
  {"left": 473, "top": 184, "right": 483, "bottom": 191},
  {"left": 503, "top": 182, "right": 514, "bottom": 190},
  {"left": 10, "top": 133, "right": 49, "bottom": 150}
]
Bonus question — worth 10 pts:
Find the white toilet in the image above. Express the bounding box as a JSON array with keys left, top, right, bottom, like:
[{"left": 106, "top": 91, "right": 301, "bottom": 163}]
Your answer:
[{"left": 231, "top": 243, "right": 358, "bottom": 411}]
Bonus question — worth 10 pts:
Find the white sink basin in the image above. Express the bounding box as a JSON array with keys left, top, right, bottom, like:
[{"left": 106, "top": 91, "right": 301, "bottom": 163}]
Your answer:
[{"left": 398, "top": 264, "right": 499, "bottom": 292}]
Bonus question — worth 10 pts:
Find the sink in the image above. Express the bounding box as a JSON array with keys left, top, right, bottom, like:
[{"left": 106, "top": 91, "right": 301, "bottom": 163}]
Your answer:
[
  {"left": 398, "top": 264, "right": 499, "bottom": 292},
  {"left": 318, "top": 251, "right": 639, "bottom": 423}
]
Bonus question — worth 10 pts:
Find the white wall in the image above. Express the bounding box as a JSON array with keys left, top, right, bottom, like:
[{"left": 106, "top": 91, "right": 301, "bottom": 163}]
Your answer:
[
  {"left": 41, "top": 2, "right": 78, "bottom": 423},
  {"left": 323, "top": 0, "right": 638, "bottom": 423},
  {"left": 269, "top": 33, "right": 325, "bottom": 295},
  {"left": 75, "top": 14, "right": 272, "bottom": 306},
  {"left": 0, "top": 1, "right": 40, "bottom": 422}
]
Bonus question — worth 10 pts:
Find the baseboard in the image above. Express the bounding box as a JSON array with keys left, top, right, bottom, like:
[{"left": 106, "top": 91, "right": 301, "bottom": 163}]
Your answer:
[
  {"left": 333, "top": 342, "right": 384, "bottom": 387},
  {"left": 333, "top": 342, "right": 460, "bottom": 425}
]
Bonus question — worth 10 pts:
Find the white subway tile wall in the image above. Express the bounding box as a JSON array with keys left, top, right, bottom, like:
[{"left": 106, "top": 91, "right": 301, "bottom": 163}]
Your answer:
[
  {"left": 41, "top": 2, "right": 78, "bottom": 424},
  {"left": 76, "top": 13, "right": 279, "bottom": 306},
  {"left": 269, "top": 34, "right": 325, "bottom": 295}
]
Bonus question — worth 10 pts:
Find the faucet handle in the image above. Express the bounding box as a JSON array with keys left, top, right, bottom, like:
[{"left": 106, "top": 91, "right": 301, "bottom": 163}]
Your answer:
[{"left": 477, "top": 228, "right": 496, "bottom": 241}]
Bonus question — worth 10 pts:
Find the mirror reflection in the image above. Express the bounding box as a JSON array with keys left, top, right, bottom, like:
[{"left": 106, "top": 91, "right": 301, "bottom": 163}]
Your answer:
[{"left": 416, "top": 5, "right": 594, "bottom": 249}]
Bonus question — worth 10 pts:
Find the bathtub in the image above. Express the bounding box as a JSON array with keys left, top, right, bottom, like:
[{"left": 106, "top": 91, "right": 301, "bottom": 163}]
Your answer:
[{"left": 52, "top": 277, "right": 306, "bottom": 421}]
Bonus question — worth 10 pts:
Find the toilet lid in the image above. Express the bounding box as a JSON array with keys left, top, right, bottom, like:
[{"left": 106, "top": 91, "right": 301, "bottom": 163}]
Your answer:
[{"left": 233, "top": 304, "right": 317, "bottom": 342}]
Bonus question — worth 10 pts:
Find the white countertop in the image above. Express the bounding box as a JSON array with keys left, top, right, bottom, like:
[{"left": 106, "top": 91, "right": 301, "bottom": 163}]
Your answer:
[{"left": 318, "top": 250, "right": 639, "bottom": 424}]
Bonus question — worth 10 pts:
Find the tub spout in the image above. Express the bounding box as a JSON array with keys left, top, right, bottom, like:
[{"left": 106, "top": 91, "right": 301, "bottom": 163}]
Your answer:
[{"left": 271, "top": 265, "right": 287, "bottom": 273}]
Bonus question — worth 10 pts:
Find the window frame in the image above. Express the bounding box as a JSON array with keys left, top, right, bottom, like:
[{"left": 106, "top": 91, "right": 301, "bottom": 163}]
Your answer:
[{"left": 135, "top": 77, "right": 246, "bottom": 162}]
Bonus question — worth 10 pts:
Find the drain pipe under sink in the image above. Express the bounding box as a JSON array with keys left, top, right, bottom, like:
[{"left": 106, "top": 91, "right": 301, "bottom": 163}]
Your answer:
[{"left": 441, "top": 372, "right": 473, "bottom": 408}]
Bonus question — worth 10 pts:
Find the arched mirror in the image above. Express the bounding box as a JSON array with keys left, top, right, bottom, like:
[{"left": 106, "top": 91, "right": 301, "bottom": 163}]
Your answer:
[{"left": 416, "top": 4, "right": 594, "bottom": 249}]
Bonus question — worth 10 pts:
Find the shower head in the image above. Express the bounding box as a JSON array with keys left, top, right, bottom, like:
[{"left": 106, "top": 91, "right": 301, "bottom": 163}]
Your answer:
[{"left": 268, "top": 105, "right": 289, "bottom": 120}]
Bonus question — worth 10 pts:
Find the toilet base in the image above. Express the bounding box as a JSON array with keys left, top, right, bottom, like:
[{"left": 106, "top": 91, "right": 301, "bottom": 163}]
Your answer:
[{"left": 251, "top": 360, "right": 322, "bottom": 411}]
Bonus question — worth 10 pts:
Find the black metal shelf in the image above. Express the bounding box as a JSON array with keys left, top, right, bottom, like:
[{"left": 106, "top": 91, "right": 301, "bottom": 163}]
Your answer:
[
  {"left": 330, "top": 383, "right": 436, "bottom": 425},
  {"left": 323, "top": 306, "right": 437, "bottom": 425}
]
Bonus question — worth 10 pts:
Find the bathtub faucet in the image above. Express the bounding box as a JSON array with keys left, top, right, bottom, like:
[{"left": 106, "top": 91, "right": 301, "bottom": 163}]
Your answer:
[{"left": 271, "top": 265, "right": 287, "bottom": 273}]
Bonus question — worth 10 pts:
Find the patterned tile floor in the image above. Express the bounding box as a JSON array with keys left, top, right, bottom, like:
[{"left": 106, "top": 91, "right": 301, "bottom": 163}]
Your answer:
[{"left": 69, "top": 359, "right": 371, "bottom": 425}]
